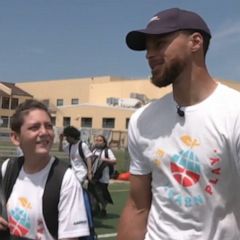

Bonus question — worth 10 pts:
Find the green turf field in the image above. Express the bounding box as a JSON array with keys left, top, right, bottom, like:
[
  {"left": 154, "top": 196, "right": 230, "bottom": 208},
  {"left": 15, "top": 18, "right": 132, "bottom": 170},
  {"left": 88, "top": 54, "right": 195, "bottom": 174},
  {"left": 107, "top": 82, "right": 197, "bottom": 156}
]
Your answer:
[{"left": 95, "top": 181, "right": 129, "bottom": 239}]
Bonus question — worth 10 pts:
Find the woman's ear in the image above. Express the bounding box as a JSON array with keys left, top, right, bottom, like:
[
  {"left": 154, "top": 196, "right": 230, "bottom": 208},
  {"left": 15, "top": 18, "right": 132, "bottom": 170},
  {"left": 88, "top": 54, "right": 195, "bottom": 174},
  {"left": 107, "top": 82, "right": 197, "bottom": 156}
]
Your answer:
[{"left": 10, "top": 131, "right": 21, "bottom": 147}]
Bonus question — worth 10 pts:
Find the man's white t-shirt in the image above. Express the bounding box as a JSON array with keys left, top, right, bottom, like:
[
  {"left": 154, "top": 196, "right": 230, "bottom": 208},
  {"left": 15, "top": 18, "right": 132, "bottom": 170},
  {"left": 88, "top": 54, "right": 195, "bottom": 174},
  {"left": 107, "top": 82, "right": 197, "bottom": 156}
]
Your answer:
[
  {"left": 129, "top": 83, "right": 240, "bottom": 240},
  {"left": 5, "top": 157, "right": 89, "bottom": 239},
  {"left": 62, "top": 141, "right": 92, "bottom": 183}
]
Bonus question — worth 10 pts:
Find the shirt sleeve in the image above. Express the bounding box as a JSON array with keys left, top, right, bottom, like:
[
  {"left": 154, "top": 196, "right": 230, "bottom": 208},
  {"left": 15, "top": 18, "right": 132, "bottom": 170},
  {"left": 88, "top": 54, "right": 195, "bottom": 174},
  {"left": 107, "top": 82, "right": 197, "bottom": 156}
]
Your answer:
[
  {"left": 58, "top": 169, "right": 89, "bottom": 238},
  {"left": 128, "top": 111, "right": 152, "bottom": 175},
  {"left": 62, "top": 141, "right": 70, "bottom": 155},
  {"left": 82, "top": 142, "right": 93, "bottom": 159},
  {"left": 105, "top": 149, "right": 116, "bottom": 162}
]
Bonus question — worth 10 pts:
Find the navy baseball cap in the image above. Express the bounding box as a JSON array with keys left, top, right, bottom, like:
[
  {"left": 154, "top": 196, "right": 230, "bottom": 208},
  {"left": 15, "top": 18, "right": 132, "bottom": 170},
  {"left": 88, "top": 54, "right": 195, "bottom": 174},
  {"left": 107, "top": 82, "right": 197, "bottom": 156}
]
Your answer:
[{"left": 126, "top": 8, "right": 211, "bottom": 51}]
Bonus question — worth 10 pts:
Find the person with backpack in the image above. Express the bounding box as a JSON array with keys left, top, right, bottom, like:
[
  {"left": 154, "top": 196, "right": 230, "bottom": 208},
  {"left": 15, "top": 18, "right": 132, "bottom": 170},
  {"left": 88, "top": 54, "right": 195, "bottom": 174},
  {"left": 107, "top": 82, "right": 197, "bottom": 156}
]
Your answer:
[
  {"left": 88, "top": 135, "right": 116, "bottom": 217},
  {"left": 59, "top": 126, "right": 93, "bottom": 184},
  {"left": 0, "top": 99, "right": 90, "bottom": 239}
]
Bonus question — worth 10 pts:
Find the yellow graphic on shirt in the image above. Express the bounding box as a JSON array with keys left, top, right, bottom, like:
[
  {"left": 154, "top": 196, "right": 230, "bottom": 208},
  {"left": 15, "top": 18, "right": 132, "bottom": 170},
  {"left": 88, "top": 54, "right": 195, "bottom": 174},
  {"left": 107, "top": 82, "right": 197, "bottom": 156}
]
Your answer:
[
  {"left": 181, "top": 135, "right": 200, "bottom": 148},
  {"left": 154, "top": 149, "right": 165, "bottom": 167},
  {"left": 19, "top": 197, "right": 32, "bottom": 209}
]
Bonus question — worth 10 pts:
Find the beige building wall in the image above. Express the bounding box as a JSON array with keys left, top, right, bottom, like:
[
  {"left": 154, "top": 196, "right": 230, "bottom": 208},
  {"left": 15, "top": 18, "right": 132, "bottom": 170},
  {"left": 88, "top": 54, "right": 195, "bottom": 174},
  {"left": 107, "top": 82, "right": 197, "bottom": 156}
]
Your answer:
[
  {"left": 17, "top": 77, "right": 92, "bottom": 105},
  {"left": 89, "top": 78, "right": 171, "bottom": 104},
  {"left": 15, "top": 75, "right": 240, "bottom": 132},
  {"left": 58, "top": 105, "right": 133, "bottom": 129}
]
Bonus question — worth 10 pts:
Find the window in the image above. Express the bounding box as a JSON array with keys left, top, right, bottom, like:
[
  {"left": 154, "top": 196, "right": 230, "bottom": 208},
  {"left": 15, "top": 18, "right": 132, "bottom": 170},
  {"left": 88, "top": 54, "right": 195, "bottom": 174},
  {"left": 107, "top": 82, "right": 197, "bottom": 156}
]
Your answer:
[
  {"left": 125, "top": 118, "right": 130, "bottom": 129},
  {"left": 81, "top": 118, "right": 92, "bottom": 128},
  {"left": 0, "top": 116, "right": 9, "bottom": 128},
  {"left": 106, "top": 97, "right": 119, "bottom": 106},
  {"left": 56, "top": 99, "right": 63, "bottom": 106},
  {"left": 11, "top": 98, "right": 19, "bottom": 110},
  {"left": 71, "top": 98, "right": 79, "bottom": 105},
  {"left": 102, "top": 118, "right": 115, "bottom": 129},
  {"left": 63, "top": 117, "right": 71, "bottom": 127},
  {"left": 2, "top": 97, "right": 10, "bottom": 109},
  {"left": 42, "top": 99, "right": 50, "bottom": 107},
  {"left": 51, "top": 116, "right": 56, "bottom": 126}
]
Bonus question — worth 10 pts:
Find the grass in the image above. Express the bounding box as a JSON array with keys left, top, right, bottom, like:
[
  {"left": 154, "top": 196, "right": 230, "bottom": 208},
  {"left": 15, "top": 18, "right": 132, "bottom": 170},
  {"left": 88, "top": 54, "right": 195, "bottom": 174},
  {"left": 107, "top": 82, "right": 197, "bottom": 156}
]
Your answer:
[{"left": 95, "top": 181, "right": 129, "bottom": 239}]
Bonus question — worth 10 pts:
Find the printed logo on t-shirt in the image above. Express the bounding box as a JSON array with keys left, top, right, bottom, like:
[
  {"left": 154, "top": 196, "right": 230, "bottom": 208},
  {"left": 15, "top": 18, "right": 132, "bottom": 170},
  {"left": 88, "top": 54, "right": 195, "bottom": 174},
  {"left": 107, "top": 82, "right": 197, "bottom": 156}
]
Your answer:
[
  {"left": 170, "top": 135, "right": 201, "bottom": 187},
  {"left": 8, "top": 197, "right": 31, "bottom": 237},
  {"left": 154, "top": 135, "right": 222, "bottom": 208}
]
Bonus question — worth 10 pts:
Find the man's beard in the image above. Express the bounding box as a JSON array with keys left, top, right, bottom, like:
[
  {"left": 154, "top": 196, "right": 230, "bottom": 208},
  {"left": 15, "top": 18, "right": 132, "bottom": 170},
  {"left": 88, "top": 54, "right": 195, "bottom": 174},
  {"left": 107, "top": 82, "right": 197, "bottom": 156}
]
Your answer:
[{"left": 150, "top": 58, "right": 186, "bottom": 88}]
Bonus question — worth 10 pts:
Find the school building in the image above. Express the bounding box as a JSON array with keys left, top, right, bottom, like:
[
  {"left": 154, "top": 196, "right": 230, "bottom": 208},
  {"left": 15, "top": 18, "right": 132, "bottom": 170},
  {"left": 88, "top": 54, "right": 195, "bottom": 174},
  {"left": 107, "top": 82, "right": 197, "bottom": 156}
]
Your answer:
[{"left": 1, "top": 76, "right": 240, "bottom": 146}]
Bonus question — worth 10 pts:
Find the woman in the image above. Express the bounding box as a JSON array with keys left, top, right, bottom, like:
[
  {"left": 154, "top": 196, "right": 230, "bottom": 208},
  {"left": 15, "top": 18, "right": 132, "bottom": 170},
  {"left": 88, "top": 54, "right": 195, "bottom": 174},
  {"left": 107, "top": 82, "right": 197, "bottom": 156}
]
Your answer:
[{"left": 89, "top": 135, "right": 116, "bottom": 217}]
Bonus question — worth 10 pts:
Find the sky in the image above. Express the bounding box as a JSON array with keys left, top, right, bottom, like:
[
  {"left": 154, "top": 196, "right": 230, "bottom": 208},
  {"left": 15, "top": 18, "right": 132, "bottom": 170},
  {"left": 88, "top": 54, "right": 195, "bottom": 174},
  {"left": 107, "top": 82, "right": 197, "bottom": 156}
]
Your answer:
[{"left": 0, "top": 0, "right": 240, "bottom": 83}]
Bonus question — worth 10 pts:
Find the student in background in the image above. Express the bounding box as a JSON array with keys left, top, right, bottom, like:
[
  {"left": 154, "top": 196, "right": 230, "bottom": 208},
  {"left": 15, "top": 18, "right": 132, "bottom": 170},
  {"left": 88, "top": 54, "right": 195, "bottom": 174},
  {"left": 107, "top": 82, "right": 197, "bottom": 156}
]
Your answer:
[
  {"left": 59, "top": 126, "right": 93, "bottom": 183},
  {"left": 89, "top": 135, "right": 116, "bottom": 217}
]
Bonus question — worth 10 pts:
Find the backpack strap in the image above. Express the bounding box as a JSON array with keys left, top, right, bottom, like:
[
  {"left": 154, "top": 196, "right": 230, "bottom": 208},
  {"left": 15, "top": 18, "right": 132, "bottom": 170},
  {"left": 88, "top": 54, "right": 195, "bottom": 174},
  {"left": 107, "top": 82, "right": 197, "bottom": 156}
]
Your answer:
[
  {"left": 104, "top": 147, "right": 109, "bottom": 159},
  {"left": 42, "top": 158, "right": 68, "bottom": 239},
  {"left": 69, "top": 141, "right": 87, "bottom": 166},
  {"left": 1, "top": 156, "right": 68, "bottom": 239},
  {"left": 3, "top": 156, "right": 24, "bottom": 202},
  {"left": 78, "top": 141, "right": 87, "bottom": 166}
]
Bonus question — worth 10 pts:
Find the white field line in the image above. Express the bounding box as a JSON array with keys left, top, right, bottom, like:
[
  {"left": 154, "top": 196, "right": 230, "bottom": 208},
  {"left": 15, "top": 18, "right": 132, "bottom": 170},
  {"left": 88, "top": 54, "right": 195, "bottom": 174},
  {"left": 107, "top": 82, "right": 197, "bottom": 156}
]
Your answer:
[{"left": 98, "top": 233, "right": 117, "bottom": 238}]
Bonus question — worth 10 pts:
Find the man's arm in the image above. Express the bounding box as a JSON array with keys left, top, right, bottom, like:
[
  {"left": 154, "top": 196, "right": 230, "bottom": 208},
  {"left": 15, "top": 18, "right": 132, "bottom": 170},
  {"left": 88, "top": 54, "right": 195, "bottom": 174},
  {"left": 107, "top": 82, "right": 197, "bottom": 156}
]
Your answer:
[{"left": 117, "top": 173, "right": 152, "bottom": 240}]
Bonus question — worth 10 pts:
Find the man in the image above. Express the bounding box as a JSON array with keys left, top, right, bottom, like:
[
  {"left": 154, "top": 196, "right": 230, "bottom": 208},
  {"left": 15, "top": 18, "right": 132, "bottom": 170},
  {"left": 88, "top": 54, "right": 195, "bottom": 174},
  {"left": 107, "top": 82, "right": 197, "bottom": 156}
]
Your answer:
[
  {"left": 117, "top": 8, "right": 240, "bottom": 240},
  {"left": 0, "top": 99, "right": 89, "bottom": 239},
  {"left": 59, "top": 126, "right": 93, "bottom": 183}
]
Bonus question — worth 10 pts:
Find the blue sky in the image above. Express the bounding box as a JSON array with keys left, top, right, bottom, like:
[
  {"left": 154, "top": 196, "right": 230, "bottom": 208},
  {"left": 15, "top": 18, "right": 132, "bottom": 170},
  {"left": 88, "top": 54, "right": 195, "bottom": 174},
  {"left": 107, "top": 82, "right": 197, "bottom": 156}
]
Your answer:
[{"left": 0, "top": 0, "right": 239, "bottom": 83}]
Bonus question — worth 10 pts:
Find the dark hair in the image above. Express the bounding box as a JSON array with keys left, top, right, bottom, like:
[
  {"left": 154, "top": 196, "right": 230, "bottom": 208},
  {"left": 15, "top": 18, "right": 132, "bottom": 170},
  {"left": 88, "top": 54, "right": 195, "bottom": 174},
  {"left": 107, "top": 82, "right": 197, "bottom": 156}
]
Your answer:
[
  {"left": 10, "top": 99, "right": 51, "bottom": 133},
  {"left": 95, "top": 135, "right": 108, "bottom": 147},
  {"left": 182, "top": 30, "right": 211, "bottom": 57},
  {"left": 63, "top": 126, "right": 81, "bottom": 140}
]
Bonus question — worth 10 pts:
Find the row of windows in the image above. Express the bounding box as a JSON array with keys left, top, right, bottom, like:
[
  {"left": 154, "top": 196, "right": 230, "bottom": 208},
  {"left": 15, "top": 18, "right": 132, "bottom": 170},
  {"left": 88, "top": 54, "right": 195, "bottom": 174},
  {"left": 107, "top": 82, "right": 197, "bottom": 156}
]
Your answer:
[
  {"left": 42, "top": 99, "right": 79, "bottom": 107},
  {"left": 56, "top": 98, "right": 79, "bottom": 106},
  {"left": 63, "top": 117, "right": 130, "bottom": 129},
  {"left": 1, "top": 97, "right": 19, "bottom": 110},
  {"left": 0, "top": 116, "right": 130, "bottom": 129}
]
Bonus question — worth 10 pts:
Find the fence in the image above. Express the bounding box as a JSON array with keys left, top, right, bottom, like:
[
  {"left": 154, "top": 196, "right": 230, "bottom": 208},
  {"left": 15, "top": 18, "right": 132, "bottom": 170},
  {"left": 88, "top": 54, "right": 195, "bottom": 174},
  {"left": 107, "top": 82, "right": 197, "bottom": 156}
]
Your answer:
[{"left": 0, "top": 128, "right": 130, "bottom": 172}]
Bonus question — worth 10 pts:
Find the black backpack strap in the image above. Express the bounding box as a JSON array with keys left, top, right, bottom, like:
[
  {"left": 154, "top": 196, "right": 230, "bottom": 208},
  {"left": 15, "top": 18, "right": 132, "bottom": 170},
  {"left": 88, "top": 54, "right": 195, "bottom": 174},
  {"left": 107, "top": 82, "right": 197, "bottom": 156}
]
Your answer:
[
  {"left": 42, "top": 157, "right": 68, "bottom": 239},
  {"left": 104, "top": 148, "right": 114, "bottom": 176},
  {"left": 78, "top": 141, "right": 85, "bottom": 160},
  {"left": 3, "top": 157, "right": 24, "bottom": 202},
  {"left": 104, "top": 147, "right": 109, "bottom": 159}
]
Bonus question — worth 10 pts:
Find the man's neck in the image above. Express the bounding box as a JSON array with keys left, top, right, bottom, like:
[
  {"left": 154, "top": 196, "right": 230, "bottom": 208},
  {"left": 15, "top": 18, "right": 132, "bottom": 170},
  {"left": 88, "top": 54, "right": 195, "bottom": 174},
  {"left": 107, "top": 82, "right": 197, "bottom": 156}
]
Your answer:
[{"left": 172, "top": 68, "right": 217, "bottom": 106}]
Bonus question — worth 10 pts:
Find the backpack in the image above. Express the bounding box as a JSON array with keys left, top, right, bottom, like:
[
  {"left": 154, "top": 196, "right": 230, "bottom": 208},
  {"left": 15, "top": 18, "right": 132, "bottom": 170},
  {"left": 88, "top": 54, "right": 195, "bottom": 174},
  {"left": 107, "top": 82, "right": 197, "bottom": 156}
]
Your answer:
[
  {"left": 69, "top": 141, "right": 87, "bottom": 166},
  {"left": 0, "top": 157, "right": 97, "bottom": 240},
  {"left": 92, "top": 148, "right": 114, "bottom": 181}
]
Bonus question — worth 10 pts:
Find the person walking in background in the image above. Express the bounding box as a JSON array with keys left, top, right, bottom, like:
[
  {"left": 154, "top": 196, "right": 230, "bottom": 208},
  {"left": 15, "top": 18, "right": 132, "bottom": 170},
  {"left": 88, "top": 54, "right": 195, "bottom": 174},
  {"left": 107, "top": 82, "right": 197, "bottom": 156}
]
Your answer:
[
  {"left": 89, "top": 135, "right": 116, "bottom": 217},
  {"left": 118, "top": 7, "right": 240, "bottom": 240},
  {"left": 0, "top": 99, "right": 89, "bottom": 239},
  {"left": 59, "top": 126, "right": 93, "bottom": 184}
]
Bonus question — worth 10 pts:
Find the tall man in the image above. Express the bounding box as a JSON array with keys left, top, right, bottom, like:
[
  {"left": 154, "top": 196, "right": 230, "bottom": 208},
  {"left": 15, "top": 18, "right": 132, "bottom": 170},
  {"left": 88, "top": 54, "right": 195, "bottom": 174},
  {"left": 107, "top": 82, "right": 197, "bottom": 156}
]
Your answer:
[{"left": 118, "top": 8, "right": 240, "bottom": 240}]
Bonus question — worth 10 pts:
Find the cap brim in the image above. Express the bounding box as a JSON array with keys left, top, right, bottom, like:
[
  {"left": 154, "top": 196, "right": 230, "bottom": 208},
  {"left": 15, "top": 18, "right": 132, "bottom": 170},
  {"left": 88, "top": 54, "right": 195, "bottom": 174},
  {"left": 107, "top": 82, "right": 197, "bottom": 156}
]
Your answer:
[
  {"left": 126, "top": 28, "right": 174, "bottom": 51},
  {"left": 126, "top": 30, "right": 148, "bottom": 51}
]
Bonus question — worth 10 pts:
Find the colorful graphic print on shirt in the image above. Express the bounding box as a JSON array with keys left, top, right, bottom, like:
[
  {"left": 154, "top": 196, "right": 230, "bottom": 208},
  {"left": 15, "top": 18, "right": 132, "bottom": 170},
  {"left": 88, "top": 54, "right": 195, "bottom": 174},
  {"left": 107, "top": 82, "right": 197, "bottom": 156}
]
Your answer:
[
  {"left": 8, "top": 196, "right": 45, "bottom": 239},
  {"left": 153, "top": 135, "right": 222, "bottom": 208}
]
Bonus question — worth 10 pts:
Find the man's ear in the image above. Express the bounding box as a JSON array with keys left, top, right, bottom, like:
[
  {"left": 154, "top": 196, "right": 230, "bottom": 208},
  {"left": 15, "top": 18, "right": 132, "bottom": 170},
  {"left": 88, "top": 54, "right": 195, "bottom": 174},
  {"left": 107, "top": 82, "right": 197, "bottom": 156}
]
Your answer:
[
  {"left": 190, "top": 32, "right": 203, "bottom": 53},
  {"left": 10, "top": 131, "right": 20, "bottom": 146}
]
